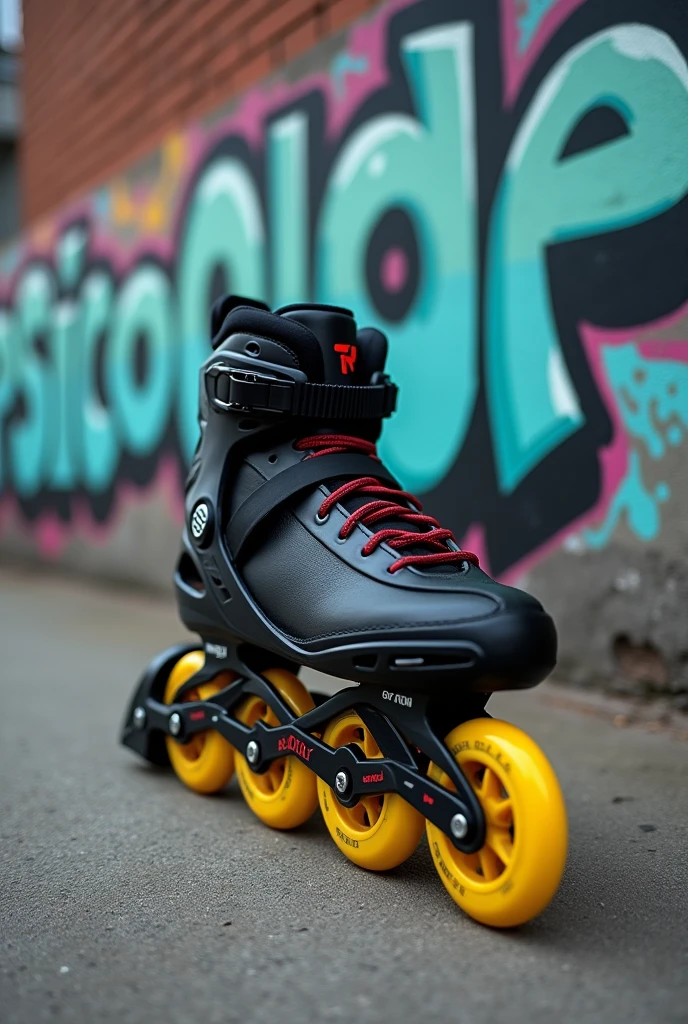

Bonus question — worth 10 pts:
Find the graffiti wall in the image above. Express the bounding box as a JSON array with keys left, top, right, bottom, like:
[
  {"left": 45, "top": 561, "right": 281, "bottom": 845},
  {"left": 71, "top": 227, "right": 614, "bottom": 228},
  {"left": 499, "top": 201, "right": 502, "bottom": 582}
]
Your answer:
[{"left": 1, "top": 0, "right": 687, "bottom": 581}]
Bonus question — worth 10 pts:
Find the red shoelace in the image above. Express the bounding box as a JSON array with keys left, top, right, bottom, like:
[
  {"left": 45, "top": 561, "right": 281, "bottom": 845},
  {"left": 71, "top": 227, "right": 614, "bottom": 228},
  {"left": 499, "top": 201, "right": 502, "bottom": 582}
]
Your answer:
[{"left": 294, "top": 434, "right": 479, "bottom": 574}]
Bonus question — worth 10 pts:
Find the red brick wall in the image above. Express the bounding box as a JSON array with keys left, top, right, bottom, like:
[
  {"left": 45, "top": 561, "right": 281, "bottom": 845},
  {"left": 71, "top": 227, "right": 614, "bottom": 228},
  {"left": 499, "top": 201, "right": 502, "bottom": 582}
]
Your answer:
[{"left": 21, "top": 0, "right": 380, "bottom": 225}]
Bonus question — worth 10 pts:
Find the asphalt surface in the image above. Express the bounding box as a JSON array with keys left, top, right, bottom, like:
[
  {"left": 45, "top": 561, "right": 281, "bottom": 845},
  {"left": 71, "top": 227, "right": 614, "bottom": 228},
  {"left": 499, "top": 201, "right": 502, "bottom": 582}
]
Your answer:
[{"left": 1, "top": 567, "right": 687, "bottom": 1024}]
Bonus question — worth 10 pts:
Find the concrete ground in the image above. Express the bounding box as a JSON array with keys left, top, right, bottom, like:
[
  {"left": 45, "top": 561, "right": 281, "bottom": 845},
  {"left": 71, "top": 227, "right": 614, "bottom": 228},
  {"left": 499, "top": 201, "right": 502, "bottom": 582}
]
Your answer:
[{"left": 1, "top": 568, "right": 687, "bottom": 1024}]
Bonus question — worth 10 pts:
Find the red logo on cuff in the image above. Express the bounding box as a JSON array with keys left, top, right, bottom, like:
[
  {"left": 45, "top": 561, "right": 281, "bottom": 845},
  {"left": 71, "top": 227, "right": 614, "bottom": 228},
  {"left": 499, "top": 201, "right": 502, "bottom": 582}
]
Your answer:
[{"left": 334, "top": 343, "right": 357, "bottom": 375}]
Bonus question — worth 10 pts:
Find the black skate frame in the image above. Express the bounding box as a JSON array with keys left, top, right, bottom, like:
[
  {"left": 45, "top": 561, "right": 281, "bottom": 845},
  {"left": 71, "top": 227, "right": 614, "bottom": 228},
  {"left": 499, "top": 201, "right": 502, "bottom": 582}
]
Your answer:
[{"left": 122, "top": 642, "right": 490, "bottom": 853}]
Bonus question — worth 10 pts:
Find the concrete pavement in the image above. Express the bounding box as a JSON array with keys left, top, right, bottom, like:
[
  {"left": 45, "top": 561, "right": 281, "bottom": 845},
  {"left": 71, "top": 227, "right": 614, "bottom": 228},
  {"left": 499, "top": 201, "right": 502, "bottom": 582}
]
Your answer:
[{"left": 1, "top": 567, "right": 687, "bottom": 1023}]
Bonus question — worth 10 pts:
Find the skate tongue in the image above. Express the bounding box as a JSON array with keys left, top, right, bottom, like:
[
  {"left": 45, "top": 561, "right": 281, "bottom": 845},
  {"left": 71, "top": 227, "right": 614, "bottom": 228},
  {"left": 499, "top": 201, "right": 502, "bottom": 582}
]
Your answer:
[{"left": 278, "top": 305, "right": 367, "bottom": 385}]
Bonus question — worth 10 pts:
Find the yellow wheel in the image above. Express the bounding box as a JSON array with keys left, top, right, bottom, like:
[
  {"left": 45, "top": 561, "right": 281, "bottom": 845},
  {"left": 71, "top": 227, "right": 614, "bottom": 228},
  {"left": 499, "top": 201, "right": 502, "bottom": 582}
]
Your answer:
[
  {"left": 163, "top": 650, "right": 236, "bottom": 795},
  {"left": 317, "top": 711, "right": 425, "bottom": 871},
  {"left": 426, "top": 718, "right": 567, "bottom": 927},
  {"left": 234, "top": 668, "right": 318, "bottom": 830}
]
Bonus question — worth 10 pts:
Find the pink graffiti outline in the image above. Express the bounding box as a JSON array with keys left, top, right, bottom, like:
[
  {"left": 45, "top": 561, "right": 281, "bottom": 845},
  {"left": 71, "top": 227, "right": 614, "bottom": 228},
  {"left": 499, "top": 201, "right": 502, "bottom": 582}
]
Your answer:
[
  {"left": 0, "top": 455, "right": 185, "bottom": 558},
  {"left": 500, "top": 0, "right": 590, "bottom": 107},
  {"left": 490, "top": 304, "right": 688, "bottom": 583}
]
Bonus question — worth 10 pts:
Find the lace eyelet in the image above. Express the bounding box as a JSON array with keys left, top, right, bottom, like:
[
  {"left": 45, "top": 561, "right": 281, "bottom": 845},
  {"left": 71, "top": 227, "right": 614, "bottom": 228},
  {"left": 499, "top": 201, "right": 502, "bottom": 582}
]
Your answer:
[
  {"left": 315, "top": 511, "right": 330, "bottom": 525},
  {"left": 335, "top": 531, "right": 348, "bottom": 544}
]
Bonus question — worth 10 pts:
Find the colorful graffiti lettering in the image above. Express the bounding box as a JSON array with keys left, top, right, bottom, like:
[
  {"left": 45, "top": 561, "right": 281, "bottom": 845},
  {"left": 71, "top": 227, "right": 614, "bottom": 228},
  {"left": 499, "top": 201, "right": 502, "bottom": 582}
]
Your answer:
[{"left": 0, "top": 0, "right": 687, "bottom": 577}]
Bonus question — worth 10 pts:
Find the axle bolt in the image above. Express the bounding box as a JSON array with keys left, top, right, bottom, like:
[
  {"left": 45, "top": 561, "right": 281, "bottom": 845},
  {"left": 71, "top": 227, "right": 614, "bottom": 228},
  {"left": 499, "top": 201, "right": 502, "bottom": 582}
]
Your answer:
[
  {"left": 246, "top": 740, "right": 260, "bottom": 765},
  {"left": 450, "top": 813, "right": 469, "bottom": 840},
  {"left": 169, "top": 712, "right": 182, "bottom": 737},
  {"left": 132, "top": 706, "right": 146, "bottom": 730},
  {"left": 334, "top": 770, "right": 349, "bottom": 795}
]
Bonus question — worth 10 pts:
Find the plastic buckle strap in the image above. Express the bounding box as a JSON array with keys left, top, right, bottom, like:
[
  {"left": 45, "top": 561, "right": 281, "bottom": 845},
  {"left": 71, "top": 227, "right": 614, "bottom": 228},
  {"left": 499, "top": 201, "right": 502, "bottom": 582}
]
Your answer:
[
  {"left": 205, "top": 363, "right": 398, "bottom": 419},
  {"left": 291, "top": 380, "right": 398, "bottom": 419},
  {"left": 206, "top": 364, "right": 295, "bottom": 414}
]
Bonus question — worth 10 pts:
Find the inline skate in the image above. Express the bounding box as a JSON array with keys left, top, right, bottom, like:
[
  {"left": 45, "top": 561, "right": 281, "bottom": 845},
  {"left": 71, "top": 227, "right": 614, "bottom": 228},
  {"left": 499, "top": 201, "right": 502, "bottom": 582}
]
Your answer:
[{"left": 121, "top": 297, "right": 567, "bottom": 928}]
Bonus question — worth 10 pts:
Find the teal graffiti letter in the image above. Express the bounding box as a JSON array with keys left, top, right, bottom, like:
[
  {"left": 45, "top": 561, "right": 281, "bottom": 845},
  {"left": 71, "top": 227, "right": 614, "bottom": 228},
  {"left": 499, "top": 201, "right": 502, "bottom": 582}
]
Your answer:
[
  {"left": 177, "top": 155, "right": 266, "bottom": 462},
  {"left": 80, "top": 271, "right": 118, "bottom": 491},
  {"left": 269, "top": 112, "right": 309, "bottom": 308},
  {"left": 107, "top": 264, "right": 175, "bottom": 457},
  {"left": 10, "top": 266, "right": 55, "bottom": 497},
  {"left": 48, "top": 227, "right": 89, "bottom": 490},
  {"left": 0, "top": 308, "right": 17, "bottom": 490},
  {"left": 317, "top": 24, "right": 478, "bottom": 492},
  {"left": 487, "top": 25, "right": 688, "bottom": 492}
]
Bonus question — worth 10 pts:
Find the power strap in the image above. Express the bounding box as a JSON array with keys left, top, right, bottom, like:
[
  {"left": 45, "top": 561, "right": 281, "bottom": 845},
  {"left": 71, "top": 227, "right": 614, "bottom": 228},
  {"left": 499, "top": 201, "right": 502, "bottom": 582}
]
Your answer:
[
  {"left": 206, "top": 364, "right": 398, "bottom": 420},
  {"left": 227, "top": 453, "right": 399, "bottom": 558}
]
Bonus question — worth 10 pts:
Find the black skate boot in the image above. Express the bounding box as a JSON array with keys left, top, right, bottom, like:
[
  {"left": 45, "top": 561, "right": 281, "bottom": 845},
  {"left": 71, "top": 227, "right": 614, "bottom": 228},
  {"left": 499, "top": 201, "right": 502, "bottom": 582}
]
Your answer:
[{"left": 122, "top": 297, "right": 567, "bottom": 929}]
